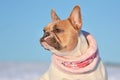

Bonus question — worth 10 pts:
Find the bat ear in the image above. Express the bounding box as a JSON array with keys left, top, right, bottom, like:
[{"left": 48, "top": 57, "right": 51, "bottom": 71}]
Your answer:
[
  {"left": 51, "top": 9, "right": 60, "bottom": 21},
  {"left": 69, "top": 5, "right": 82, "bottom": 31}
]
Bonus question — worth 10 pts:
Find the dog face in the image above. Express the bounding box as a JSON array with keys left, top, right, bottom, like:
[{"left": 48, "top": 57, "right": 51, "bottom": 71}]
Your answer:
[{"left": 40, "top": 6, "right": 82, "bottom": 55}]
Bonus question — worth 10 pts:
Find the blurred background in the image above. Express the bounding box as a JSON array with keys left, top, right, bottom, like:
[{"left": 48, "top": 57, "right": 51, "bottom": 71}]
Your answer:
[
  {"left": 0, "top": 0, "right": 120, "bottom": 64},
  {"left": 0, "top": 0, "right": 120, "bottom": 80}
]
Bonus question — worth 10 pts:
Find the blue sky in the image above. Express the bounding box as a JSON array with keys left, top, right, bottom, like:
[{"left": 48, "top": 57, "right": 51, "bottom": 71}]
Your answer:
[{"left": 0, "top": 0, "right": 120, "bottom": 63}]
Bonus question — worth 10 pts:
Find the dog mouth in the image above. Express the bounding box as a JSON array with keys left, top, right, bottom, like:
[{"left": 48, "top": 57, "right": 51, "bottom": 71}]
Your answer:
[{"left": 40, "top": 37, "right": 63, "bottom": 50}]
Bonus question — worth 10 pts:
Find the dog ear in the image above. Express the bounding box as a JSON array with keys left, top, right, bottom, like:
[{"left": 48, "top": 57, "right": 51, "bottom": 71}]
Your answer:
[
  {"left": 69, "top": 5, "right": 82, "bottom": 31},
  {"left": 51, "top": 9, "right": 60, "bottom": 21}
]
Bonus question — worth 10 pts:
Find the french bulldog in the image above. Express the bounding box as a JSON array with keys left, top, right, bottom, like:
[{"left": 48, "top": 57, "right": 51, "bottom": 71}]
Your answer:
[{"left": 40, "top": 5, "right": 107, "bottom": 80}]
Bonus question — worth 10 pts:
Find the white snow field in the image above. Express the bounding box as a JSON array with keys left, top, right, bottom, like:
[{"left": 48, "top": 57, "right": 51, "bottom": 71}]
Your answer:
[{"left": 0, "top": 62, "right": 120, "bottom": 80}]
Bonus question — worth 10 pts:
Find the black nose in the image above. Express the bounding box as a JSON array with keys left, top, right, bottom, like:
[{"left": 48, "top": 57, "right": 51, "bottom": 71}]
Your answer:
[
  {"left": 43, "top": 32, "right": 50, "bottom": 38},
  {"left": 40, "top": 32, "right": 50, "bottom": 42}
]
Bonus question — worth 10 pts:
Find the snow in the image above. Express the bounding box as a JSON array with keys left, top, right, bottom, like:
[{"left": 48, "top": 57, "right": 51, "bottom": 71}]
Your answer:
[{"left": 0, "top": 62, "right": 120, "bottom": 80}]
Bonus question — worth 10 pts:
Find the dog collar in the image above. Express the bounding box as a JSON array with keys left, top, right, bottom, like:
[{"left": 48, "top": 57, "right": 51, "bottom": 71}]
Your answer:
[{"left": 52, "top": 31, "right": 100, "bottom": 74}]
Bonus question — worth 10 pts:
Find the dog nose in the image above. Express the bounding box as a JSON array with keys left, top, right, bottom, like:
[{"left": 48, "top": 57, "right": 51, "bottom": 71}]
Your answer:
[
  {"left": 40, "top": 32, "right": 50, "bottom": 42},
  {"left": 43, "top": 32, "right": 50, "bottom": 38}
]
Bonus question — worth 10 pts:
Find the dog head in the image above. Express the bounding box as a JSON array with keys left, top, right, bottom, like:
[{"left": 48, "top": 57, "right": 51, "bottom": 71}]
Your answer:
[{"left": 40, "top": 5, "right": 82, "bottom": 56}]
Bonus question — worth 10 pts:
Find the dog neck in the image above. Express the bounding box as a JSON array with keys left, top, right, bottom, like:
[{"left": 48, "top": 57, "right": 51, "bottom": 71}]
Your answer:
[{"left": 64, "top": 31, "right": 89, "bottom": 58}]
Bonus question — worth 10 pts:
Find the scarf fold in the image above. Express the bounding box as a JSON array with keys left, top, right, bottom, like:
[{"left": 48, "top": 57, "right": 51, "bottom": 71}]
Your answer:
[{"left": 52, "top": 31, "right": 100, "bottom": 74}]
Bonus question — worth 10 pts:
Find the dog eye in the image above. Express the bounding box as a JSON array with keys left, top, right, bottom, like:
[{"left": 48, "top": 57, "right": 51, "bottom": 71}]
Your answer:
[{"left": 54, "top": 28, "right": 63, "bottom": 33}]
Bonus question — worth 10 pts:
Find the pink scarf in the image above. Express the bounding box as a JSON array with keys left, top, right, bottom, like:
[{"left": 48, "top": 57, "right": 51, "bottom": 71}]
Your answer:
[{"left": 52, "top": 31, "right": 100, "bottom": 74}]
